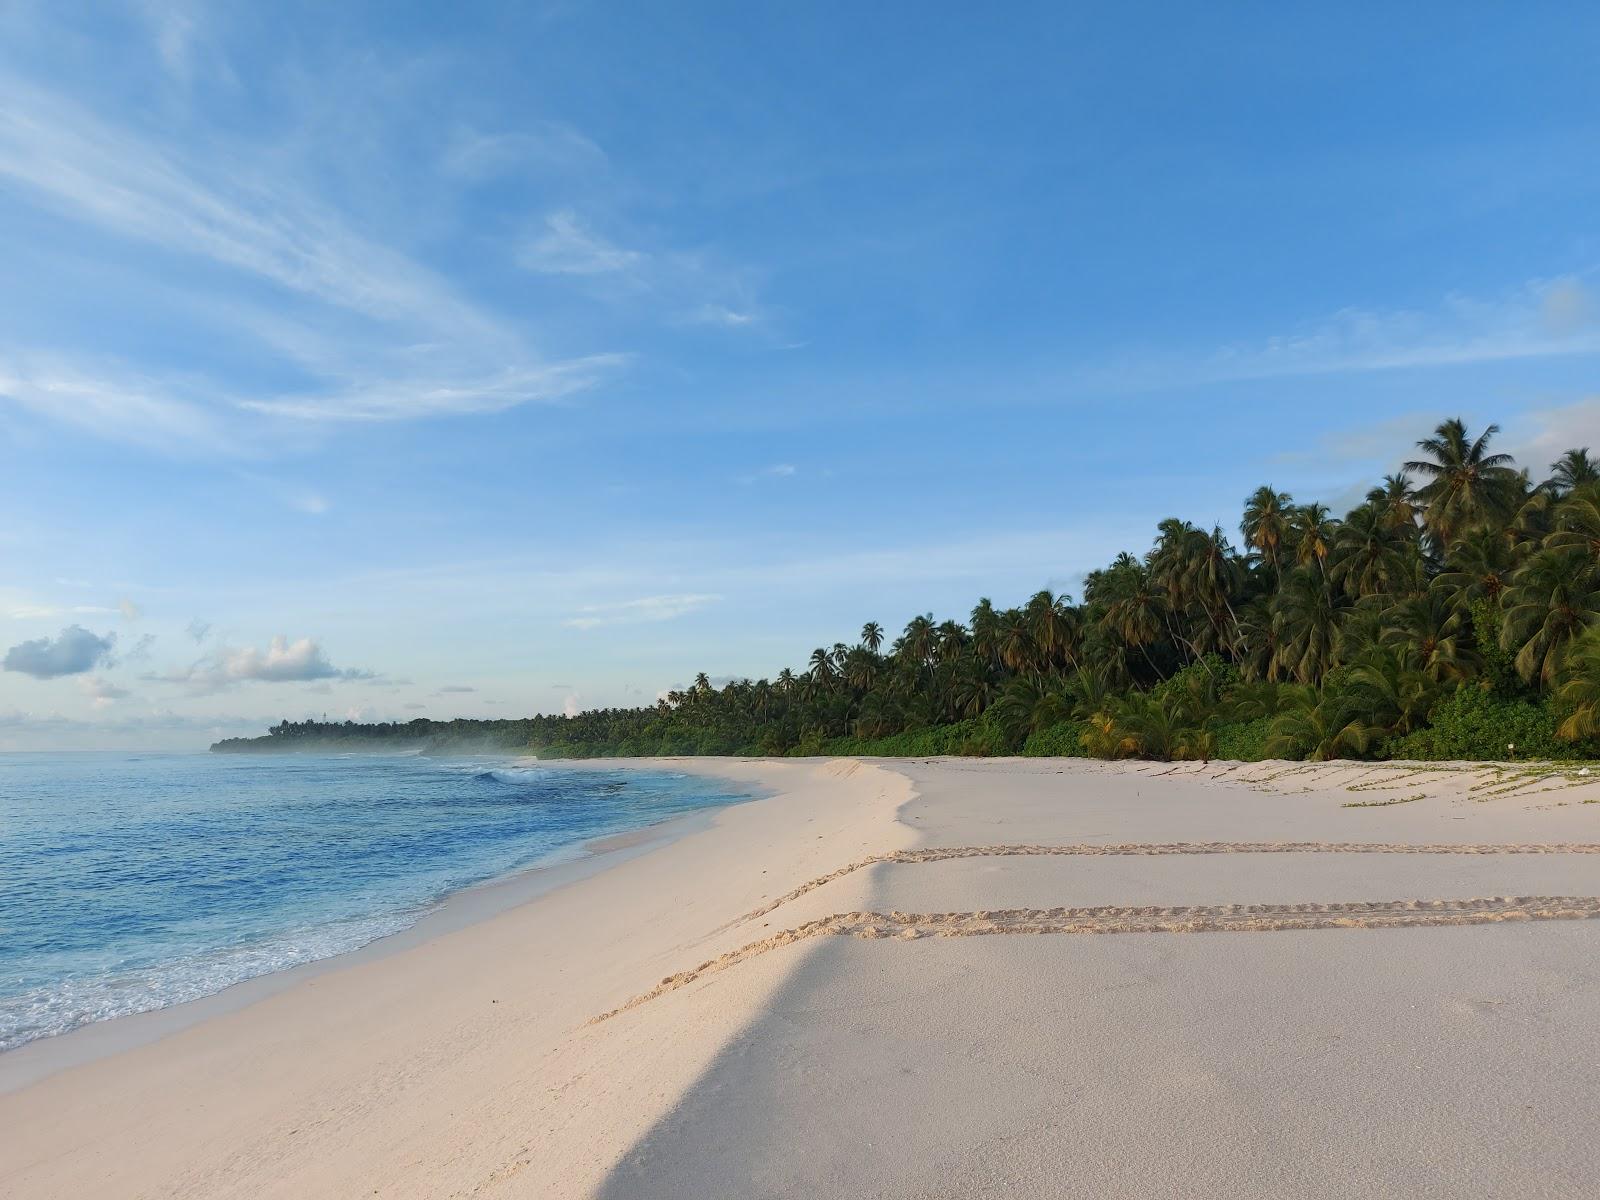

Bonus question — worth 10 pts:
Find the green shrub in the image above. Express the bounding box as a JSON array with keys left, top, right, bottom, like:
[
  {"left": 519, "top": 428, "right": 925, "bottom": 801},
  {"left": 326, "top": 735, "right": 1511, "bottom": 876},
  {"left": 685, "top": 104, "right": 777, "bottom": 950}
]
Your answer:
[
  {"left": 1210, "top": 716, "right": 1272, "bottom": 761},
  {"left": 818, "top": 719, "right": 997, "bottom": 758},
  {"left": 1386, "top": 685, "right": 1565, "bottom": 761},
  {"left": 1021, "top": 721, "right": 1087, "bottom": 757}
]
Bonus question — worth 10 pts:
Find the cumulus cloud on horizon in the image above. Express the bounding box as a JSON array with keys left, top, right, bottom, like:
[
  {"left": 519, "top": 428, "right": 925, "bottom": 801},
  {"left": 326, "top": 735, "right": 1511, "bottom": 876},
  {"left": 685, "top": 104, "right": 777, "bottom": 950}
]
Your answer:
[
  {"left": 149, "top": 635, "right": 374, "bottom": 693},
  {"left": 3, "top": 625, "right": 117, "bottom": 678}
]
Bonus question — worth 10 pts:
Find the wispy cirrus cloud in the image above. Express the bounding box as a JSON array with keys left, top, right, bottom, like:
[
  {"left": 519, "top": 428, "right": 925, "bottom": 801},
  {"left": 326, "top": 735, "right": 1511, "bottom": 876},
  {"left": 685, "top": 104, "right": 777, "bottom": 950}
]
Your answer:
[
  {"left": 441, "top": 122, "right": 608, "bottom": 183},
  {"left": 516, "top": 207, "right": 766, "bottom": 329},
  {"left": 519, "top": 210, "right": 645, "bottom": 277},
  {"left": 1081, "top": 275, "right": 1600, "bottom": 395},
  {"left": 563, "top": 593, "right": 721, "bottom": 630},
  {"left": 0, "top": 73, "right": 620, "bottom": 444}
]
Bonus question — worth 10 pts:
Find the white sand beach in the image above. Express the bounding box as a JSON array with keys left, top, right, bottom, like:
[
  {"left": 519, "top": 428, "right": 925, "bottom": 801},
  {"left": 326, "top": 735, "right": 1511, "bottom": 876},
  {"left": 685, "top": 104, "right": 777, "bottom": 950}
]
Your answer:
[{"left": 4, "top": 756, "right": 1600, "bottom": 1198}]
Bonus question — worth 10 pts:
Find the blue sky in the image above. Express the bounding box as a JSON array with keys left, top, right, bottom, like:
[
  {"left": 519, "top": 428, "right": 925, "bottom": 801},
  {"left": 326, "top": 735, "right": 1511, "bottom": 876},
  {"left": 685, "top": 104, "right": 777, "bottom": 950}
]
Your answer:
[{"left": 3, "top": 2, "right": 1600, "bottom": 748}]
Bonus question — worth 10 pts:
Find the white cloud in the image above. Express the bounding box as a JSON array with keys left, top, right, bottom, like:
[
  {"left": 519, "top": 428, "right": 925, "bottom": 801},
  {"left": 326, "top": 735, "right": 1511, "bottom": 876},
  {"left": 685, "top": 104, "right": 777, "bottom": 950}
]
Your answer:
[
  {"left": 0, "top": 77, "right": 620, "bottom": 441},
  {"left": 738, "top": 462, "right": 798, "bottom": 483},
  {"left": 685, "top": 303, "right": 758, "bottom": 327},
  {"left": 0, "top": 353, "right": 232, "bottom": 452},
  {"left": 1505, "top": 397, "right": 1600, "bottom": 474},
  {"left": 441, "top": 123, "right": 607, "bottom": 182},
  {"left": 3, "top": 625, "right": 116, "bottom": 678},
  {"left": 119, "top": 596, "right": 142, "bottom": 621},
  {"left": 185, "top": 618, "right": 212, "bottom": 643},
  {"left": 138, "top": 0, "right": 204, "bottom": 80},
  {"left": 563, "top": 592, "right": 721, "bottom": 630},
  {"left": 0, "top": 594, "right": 118, "bottom": 621},
  {"left": 150, "top": 635, "right": 373, "bottom": 693},
  {"left": 1091, "top": 275, "right": 1600, "bottom": 394},
  {"left": 239, "top": 358, "right": 624, "bottom": 422},
  {"left": 563, "top": 692, "right": 581, "bottom": 718},
  {"left": 518, "top": 210, "right": 644, "bottom": 276},
  {"left": 78, "top": 676, "right": 131, "bottom": 709}
]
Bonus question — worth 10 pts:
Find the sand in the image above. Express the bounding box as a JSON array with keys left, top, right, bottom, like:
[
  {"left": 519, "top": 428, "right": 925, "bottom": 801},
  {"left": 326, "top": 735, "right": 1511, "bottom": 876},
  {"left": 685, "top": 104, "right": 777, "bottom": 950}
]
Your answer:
[{"left": 3, "top": 756, "right": 1599, "bottom": 1198}]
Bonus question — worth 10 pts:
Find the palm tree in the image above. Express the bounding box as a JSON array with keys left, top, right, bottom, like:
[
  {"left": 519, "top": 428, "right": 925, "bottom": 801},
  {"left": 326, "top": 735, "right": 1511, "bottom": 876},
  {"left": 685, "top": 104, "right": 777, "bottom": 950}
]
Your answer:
[
  {"left": 1340, "top": 645, "right": 1438, "bottom": 742},
  {"left": 1025, "top": 589, "right": 1081, "bottom": 671},
  {"left": 896, "top": 614, "right": 936, "bottom": 670},
  {"left": 1288, "top": 503, "right": 1336, "bottom": 573},
  {"left": 1241, "top": 487, "right": 1294, "bottom": 575},
  {"left": 1365, "top": 472, "right": 1419, "bottom": 532},
  {"left": 1547, "top": 480, "right": 1600, "bottom": 563},
  {"left": 859, "top": 621, "right": 884, "bottom": 654},
  {"left": 1546, "top": 448, "right": 1599, "bottom": 498},
  {"left": 1500, "top": 547, "right": 1600, "bottom": 686},
  {"left": 1329, "top": 503, "right": 1411, "bottom": 598},
  {"left": 988, "top": 676, "right": 1070, "bottom": 745},
  {"left": 997, "top": 608, "right": 1039, "bottom": 675},
  {"left": 805, "top": 648, "right": 837, "bottom": 697},
  {"left": 1403, "top": 418, "right": 1519, "bottom": 543},
  {"left": 1271, "top": 568, "right": 1349, "bottom": 684},
  {"left": 1554, "top": 625, "right": 1600, "bottom": 740},
  {"left": 1265, "top": 686, "right": 1364, "bottom": 761},
  {"left": 950, "top": 658, "right": 999, "bottom": 719},
  {"left": 969, "top": 598, "right": 1000, "bottom": 668},
  {"left": 1435, "top": 527, "right": 1517, "bottom": 612},
  {"left": 1096, "top": 554, "right": 1166, "bottom": 676},
  {"left": 934, "top": 620, "right": 968, "bottom": 665},
  {"left": 1381, "top": 590, "right": 1477, "bottom": 683}
]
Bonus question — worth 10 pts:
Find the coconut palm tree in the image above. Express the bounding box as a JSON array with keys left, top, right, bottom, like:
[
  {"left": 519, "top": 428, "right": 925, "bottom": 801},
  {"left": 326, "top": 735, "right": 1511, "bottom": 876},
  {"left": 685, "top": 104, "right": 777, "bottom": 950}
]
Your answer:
[
  {"left": 1403, "top": 418, "right": 1519, "bottom": 543},
  {"left": 1546, "top": 448, "right": 1599, "bottom": 498},
  {"left": 1265, "top": 686, "right": 1364, "bottom": 761},
  {"left": 933, "top": 620, "right": 968, "bottom": 665},
  {"left": 1365, "top": 472, "right": 1419, "bottom": 532},
  {"left": 1241, "top": 486, "right": 1294, "bottom": 576},
  {"left": 1500, "top": 547, "right": 1600, "bottom": 686},
  {"left": 1329, "top": 503, "right": 1411, "bottom": 598},
  {"left": 1434, "top": 527, "right": 1518, "bottom": 613},
  {"left": 1547, "top": 480, "right": 1600, "bottom": 563},
  {"left": 1340, "top": 645, "right": 1438, "bottom": 742},
  {"left": 1380, "top": 590, "right": 1477, "bottom": 682},
  {"left": 1025, "top": 589, "right": 1081, "bottom": 671},
  {"left": 969, "top": 598, "right": 1000, "bottom": 668},
  {"left": 1554, "top": 625, "right": 1600, "bottom": 740},
  {"left": 1096, "top": 554, "right": 1166, "bottom": 677},
  {"left": 896, "top": 614, "right": 936, "bottom": 670},
  {"left": 1288, "top": 503, "right": 1336, "bottom": 573},
  {"left": 1271, "top": 568, "right": 1349, "bottom": 684},
  {"left": 988, "top": 676, "right": 1071, "bottom": 745},
  {"left": 859, "top": 621, "right": 884, "bottom": 654}
]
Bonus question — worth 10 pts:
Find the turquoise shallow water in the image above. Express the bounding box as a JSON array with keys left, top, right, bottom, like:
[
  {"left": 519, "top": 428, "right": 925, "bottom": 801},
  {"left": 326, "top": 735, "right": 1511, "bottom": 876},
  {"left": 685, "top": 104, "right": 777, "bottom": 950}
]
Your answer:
[{"left": 0, "top": 752, "right": 748, "bottom": 1052}]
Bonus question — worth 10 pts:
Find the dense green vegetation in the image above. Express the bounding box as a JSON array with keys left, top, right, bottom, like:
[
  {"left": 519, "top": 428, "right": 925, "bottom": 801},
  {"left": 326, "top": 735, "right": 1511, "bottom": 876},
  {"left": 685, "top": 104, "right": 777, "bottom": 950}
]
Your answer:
[{"left": 217, "top": 419, "right": 1600, "bottom": 764}]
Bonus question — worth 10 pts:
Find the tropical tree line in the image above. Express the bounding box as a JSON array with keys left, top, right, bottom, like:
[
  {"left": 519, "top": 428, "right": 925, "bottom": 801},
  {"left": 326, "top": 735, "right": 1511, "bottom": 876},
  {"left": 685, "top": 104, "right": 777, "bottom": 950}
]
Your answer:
[{"left": 221, "top": 419, "right": 1600, "bottom": 763}]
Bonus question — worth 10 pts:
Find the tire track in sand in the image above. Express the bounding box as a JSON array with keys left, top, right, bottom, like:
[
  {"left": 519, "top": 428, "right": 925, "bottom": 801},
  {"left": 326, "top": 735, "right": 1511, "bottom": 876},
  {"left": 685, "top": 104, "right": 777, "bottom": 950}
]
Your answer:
[
  {"left": 726, "top": 842, "right": 1600, "bottom": 929},
  {"left": 596, "top": 895, "right": 1600, "bottom": 1023}
]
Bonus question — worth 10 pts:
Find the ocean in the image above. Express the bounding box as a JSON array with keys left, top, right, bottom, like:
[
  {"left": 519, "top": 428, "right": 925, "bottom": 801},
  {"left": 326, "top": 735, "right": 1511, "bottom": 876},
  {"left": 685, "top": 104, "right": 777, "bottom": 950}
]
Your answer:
[{"left": 0, "top": 752, "right": 749, "bottom": 1053}]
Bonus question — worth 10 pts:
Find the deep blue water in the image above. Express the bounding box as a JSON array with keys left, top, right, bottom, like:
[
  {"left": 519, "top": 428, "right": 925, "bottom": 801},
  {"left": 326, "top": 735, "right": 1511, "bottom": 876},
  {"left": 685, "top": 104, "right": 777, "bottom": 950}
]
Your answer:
[{"left": 0, "top": 752, "right": 748, "bottom": 1052}]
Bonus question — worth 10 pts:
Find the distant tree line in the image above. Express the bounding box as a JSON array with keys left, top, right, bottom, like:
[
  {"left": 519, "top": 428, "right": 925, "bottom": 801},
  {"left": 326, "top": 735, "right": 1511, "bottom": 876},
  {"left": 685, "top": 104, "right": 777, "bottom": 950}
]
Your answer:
[{"left": 217, "top": 419, "right": 1600, "bottom": 764}]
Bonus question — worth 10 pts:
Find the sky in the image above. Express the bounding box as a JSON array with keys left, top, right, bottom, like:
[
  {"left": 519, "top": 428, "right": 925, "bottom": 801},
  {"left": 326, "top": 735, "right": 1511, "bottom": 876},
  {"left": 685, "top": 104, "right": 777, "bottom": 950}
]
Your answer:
[{"left": 3, "top": 1, "right": 1600, "bottom": 749}]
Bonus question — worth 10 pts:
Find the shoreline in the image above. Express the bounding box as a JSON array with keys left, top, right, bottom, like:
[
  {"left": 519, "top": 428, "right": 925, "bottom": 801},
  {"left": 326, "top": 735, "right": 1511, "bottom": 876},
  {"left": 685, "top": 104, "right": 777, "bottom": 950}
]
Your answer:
[{"left": 0, "top": 756, "right": 768, "bottom": 1094}]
